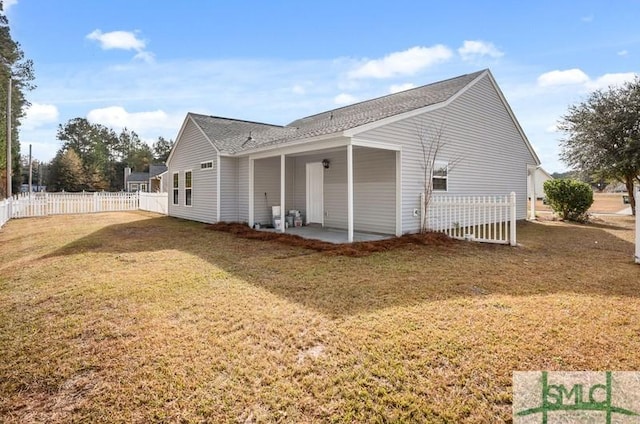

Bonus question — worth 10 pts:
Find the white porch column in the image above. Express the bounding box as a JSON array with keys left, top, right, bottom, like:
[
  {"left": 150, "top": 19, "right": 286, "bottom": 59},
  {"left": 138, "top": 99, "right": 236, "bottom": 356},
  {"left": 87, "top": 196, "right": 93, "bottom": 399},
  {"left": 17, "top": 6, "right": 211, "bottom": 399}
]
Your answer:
[
  {"left": 347, "top": 144, "right": 354, "bottom": 243},
  {"left": 280, "top": 154, "right": 286, "bottom": 233},
  {"left": 529, "top": 166, "right": 537, "bottom": 220},
  {"left": 248, "top": 158, "right": 254, "bottom": 228}
]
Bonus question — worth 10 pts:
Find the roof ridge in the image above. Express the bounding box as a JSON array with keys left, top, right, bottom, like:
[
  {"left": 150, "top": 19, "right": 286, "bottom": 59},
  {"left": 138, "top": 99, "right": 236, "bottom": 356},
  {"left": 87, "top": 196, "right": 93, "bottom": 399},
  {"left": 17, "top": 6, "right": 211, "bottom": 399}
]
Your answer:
[
  {"left": 289, "top": 69, "right": 486, "bottom": 124},
  {"left": 188, "top": 112, "right": 286, "bottom": 128}
]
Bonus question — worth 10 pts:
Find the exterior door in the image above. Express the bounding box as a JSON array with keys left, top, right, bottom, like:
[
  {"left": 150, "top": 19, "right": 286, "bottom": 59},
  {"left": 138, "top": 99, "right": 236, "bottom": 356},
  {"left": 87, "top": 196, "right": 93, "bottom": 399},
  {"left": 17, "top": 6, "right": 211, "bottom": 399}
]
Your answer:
[{"left": 306, "top": 162, "right": 324, "bottom": 224}]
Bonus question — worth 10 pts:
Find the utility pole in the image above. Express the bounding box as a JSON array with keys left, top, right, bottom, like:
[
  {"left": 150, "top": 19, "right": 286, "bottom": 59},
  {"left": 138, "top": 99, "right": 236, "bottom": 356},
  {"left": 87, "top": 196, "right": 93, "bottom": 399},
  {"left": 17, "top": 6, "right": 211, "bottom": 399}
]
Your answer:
[
  {"left": 5, "top": 75, "right": 11, "bottom": 199},
  {"left": 28, "top": 144, "right": 32, "bottom": 196}
]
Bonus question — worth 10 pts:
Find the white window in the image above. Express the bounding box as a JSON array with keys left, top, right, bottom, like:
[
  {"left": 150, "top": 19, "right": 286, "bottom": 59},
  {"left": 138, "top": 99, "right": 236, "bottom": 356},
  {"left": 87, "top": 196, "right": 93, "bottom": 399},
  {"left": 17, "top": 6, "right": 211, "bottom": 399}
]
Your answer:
[
  {"left": 140, "top": 183, "right": 147, "bottom": 192},
  {"left": 185, "top": 170, "right": 192, "bottom": 206},
  {"left": 201, "top": 161, "right": 214, "bottom": 169},
  {"left": 432, "top": 161, "right": 448, "bottom": 191},
  {"left": 172, "top": 173, "right": 179, "bottom": 205}
]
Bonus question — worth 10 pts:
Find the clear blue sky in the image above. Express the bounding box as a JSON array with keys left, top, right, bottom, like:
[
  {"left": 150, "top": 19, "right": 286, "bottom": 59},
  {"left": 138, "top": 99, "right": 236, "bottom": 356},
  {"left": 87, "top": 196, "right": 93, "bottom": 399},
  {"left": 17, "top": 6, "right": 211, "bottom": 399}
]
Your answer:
[{"left": 7, "top": 0, "right": 640, "bottom": 172}]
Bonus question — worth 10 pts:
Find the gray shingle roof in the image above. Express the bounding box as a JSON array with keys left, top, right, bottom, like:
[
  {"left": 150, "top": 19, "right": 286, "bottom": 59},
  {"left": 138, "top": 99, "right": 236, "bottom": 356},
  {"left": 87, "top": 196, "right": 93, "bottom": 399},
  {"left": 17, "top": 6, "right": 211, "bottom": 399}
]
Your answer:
[
  {"left": 189, "top": 70, "right": 485, "bottom": 154},
  {"left": 127, "top": 172, "right": 149, "bottom": 183},
  {"left": 149, "top": 164, "right": 168, "bottom": 178}
]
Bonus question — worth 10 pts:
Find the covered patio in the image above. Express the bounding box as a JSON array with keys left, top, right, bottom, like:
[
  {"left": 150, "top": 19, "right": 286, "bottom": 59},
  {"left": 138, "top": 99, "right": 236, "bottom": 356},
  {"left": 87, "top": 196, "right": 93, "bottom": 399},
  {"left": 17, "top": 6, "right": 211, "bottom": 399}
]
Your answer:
[{"left": 247, "top": 137, "right": 401, "bottom": 243}]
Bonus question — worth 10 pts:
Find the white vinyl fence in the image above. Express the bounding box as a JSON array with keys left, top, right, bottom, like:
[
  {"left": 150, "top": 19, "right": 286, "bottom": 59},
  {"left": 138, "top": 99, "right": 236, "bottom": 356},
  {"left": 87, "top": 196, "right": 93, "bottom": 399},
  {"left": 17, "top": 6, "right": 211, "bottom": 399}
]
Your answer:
[
  {"left": 0, "top": 192, "right": 169, "bottom": 228},
  {"left": 139, "top": 192, "right": 169, "bottom": 214},
  {"left": 422, "top": 192, "right": 517, "bottom": 246},
  {"left": 0, "top": 197, "right": 10, "bottom": 228}
]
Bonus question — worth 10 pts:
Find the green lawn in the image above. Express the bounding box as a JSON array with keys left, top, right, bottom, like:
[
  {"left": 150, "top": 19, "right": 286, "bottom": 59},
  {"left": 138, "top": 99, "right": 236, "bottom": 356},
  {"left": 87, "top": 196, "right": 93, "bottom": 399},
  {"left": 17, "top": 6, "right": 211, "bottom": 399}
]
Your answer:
[{"left": 1, "top": 212, "right": 639, "bottom": 423}]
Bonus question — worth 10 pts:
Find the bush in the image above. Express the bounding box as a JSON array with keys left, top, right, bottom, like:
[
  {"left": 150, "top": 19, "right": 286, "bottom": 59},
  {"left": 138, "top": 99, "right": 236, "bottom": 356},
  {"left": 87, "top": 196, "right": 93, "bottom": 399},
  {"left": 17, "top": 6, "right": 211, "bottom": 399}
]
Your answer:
[{"left": 543, "top": 179, "right": 594, "bottom": 222}]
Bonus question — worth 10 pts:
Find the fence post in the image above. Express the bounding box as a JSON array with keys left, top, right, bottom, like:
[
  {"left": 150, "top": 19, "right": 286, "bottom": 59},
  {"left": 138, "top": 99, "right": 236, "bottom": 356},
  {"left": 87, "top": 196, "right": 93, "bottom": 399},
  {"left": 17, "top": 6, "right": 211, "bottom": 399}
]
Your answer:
[
  {"left": 635, "top": 187, "right": 639, "bottom": 264},
  {"left": 510, "top": 191, "right": 517, "bottom": 246}
]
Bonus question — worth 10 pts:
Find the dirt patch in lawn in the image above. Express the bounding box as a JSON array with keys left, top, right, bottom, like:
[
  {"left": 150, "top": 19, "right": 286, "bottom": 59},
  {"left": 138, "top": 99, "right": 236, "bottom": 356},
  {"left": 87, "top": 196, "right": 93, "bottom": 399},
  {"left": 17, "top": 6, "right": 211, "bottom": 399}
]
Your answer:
[{"left": 206, "top": 221, "right": 456, "bottom": 256}]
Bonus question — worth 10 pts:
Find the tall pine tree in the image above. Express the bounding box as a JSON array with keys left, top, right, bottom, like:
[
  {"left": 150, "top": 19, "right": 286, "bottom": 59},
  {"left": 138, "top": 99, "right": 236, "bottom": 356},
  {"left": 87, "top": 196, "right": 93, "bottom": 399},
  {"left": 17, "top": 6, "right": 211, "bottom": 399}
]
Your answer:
[{"left": 0, "top": 0, "right": 35, "bottom": 197}]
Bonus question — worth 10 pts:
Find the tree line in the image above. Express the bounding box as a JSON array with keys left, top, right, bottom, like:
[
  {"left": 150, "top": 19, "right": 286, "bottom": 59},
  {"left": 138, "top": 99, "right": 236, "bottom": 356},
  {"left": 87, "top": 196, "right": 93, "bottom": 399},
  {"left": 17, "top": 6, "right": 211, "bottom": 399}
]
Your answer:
[
  {"left": 39, "top": 118, "right": 173, "bottom": 192},
  {"left": 0, "top": 0, "right": 35, "bottom": 197}
]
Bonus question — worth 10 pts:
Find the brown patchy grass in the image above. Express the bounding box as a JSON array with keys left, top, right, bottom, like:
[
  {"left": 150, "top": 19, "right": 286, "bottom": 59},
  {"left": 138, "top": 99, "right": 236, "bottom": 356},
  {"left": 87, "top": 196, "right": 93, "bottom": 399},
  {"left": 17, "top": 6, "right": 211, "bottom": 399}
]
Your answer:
[{"left": 1, "top": 211, "right": 639, "bottom": 423}]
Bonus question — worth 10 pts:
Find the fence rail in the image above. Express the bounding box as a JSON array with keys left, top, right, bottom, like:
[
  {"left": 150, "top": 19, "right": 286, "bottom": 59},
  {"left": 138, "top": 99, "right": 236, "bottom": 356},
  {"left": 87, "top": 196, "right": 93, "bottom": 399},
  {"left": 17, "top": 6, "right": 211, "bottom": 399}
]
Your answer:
[
  {"left": 0, "top": 192, "right": 169, "bottom": 228},
  {"left": 422, "top": 192, "right": 517, "bottom": 245}
]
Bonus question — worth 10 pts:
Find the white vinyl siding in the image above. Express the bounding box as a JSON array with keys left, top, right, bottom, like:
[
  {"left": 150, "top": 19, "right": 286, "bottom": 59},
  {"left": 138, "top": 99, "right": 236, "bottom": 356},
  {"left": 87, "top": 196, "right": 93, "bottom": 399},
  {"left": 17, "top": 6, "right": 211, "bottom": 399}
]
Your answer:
[
  {"left": 292, "top": 151, "right": 346, "bottom": 229},
  {"left": 358, "top": 74, "right": 538, "bottom": 234},
  {"left": 167, "top": 119, "right": 218, "bottom": 223},
  {"left": 238, "top": 157, "right": 249, "bottom": 223},
  {"left": 253, "top": 157, "right": 281, "bottom": 226},
  {"left": 252, "top": 157, "right": 295, "bottom": 226},
  {"left": 219, "top": 157, "right": 239, "bottom": 221},
  {"left": 290, "top": 148, "right": 395, "bottom": 234},
  {"left": 353, "top": 147, "right": 396, "bottom": 234}
]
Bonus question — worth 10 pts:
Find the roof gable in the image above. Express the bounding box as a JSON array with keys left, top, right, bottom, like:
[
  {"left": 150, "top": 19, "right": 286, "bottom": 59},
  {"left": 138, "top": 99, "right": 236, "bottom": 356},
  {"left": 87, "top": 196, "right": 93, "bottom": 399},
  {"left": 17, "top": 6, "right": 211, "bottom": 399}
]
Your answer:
[{"left": 176, "top": 69, "right": 532, "bottom": 157}]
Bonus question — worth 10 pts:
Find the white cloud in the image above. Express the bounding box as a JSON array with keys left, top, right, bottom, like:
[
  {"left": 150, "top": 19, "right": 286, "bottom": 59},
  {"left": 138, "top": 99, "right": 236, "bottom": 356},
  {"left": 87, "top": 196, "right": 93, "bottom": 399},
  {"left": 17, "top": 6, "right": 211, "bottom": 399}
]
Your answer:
[
  {"left": 458, "top": 40, "right": 504, "bottom": 61},
  {"left": 292, "top": 84, "right": 306, "bottom": 95},
  {"left": 23, "top": 103, "right": 59, "bottom": 130},
  {"left": 4, "top": 0, "right": 18, "bottom": 11},
  {"left": 618, "top": 50, "right": 628, "bottom": 56},
  {"left": 537, "top": 69, "right": 590, "bottom": 87},
  {"left": 86, "top": 106, "right": 173, "bottom": 133},
  {"left": 87, "top": 29, "right": 146, "bottom": 51},
  {"left": 389, "top": 83, "right": 415, "bottom": 93},
  {"left": 348, "top": 45, "right": 453, "bottom": 79},
  {"left": 334, "top": 93, "right": 358, "bottom": 105},
  {"left": 586, "top": 72, "right": 637, "bottom": 90},
  {"left": 581, "top": 15, "right": 594, "bottom": 23},
  {"left": 133, "top": 51, "right": 155, "bottom": 64}
]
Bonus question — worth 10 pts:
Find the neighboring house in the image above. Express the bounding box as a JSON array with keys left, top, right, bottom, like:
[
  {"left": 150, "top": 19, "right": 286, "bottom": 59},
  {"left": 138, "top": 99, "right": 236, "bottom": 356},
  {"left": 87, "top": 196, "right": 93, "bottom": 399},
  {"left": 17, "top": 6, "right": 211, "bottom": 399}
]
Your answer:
[
  {"left": 149, "top": 164, "right": 169, "bottom": 193},
  {"left": 527, "top": 167, "right": 553, "bottom": 200},
  {"left": 167, "top": 69, "right": 541, "bottom": 241},
  {"left": 124, "top": 164, "right": 168, "bottom": 192}
]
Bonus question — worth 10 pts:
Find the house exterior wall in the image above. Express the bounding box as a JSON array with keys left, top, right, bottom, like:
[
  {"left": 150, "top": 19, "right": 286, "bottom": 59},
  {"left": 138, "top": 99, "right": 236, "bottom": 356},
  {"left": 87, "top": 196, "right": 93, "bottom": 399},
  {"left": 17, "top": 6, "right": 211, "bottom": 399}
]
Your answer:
[
  {"left": 353, "top": 147, "right": 396, "bottom": 234},
  {"left": 289, "top": 148, "right": 395, "bottom": 234},
  {"left": 253, "top": 157, "right": 281, "bottom": 226},
  {"left": 252, "top": 156, "right": 296, "bottom": 226},
  {"left": 168, "top": 119, "right": 218, "bottom": 223},
  {"left": 292, "top": 150, "right": 346, "bottom": 228},
  {"left": 220, "top": 157, "right": 239, "bottom": 221},
  {"left": 238, "top": 157, "right": 249, "bottom": 223},
  {"left": 358, "top": 74, "right": 538, "bottom": 234},
  {"left": 528, "top": 169, "right": 552, "bottom": 199}
]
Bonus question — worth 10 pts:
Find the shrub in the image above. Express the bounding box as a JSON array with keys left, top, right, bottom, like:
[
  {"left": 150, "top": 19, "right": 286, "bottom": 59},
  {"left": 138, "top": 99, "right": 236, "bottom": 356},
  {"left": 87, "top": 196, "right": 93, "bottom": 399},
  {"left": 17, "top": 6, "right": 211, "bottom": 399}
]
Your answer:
[{"left": 543, "top": 178, "right": 594, "bottom": 222}]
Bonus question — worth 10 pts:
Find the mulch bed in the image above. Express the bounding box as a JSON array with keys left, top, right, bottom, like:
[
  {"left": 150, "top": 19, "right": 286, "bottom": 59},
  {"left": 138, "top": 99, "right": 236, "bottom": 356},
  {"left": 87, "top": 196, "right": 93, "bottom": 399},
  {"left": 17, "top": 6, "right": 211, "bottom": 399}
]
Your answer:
[{"left": 206, "top": 222, "right": 456, "bottom": 256}]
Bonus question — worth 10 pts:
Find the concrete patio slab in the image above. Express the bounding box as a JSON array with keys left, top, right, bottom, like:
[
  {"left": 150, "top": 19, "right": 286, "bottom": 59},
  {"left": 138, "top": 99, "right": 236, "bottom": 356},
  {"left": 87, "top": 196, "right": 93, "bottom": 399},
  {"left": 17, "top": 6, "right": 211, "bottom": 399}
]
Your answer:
[{"left": 260, "top": 226, "right": 391, "bottom": 244}]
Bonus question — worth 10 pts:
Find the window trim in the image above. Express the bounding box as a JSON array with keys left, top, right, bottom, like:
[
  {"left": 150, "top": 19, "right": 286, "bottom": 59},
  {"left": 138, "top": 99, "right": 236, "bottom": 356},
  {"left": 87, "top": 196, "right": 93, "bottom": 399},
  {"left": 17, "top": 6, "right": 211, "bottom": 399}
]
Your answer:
[
  {"left": 200, "top": 160, "right": 214, "bottom": 170},
  {"left": 172, "top": 172, "right": 179, "bottom": 205},
  {"left": 184, "top": 170, "right": 193, "bottom": 207},
  {"left": 432, "top": 160, "right": 448, "bottom": 192}
]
